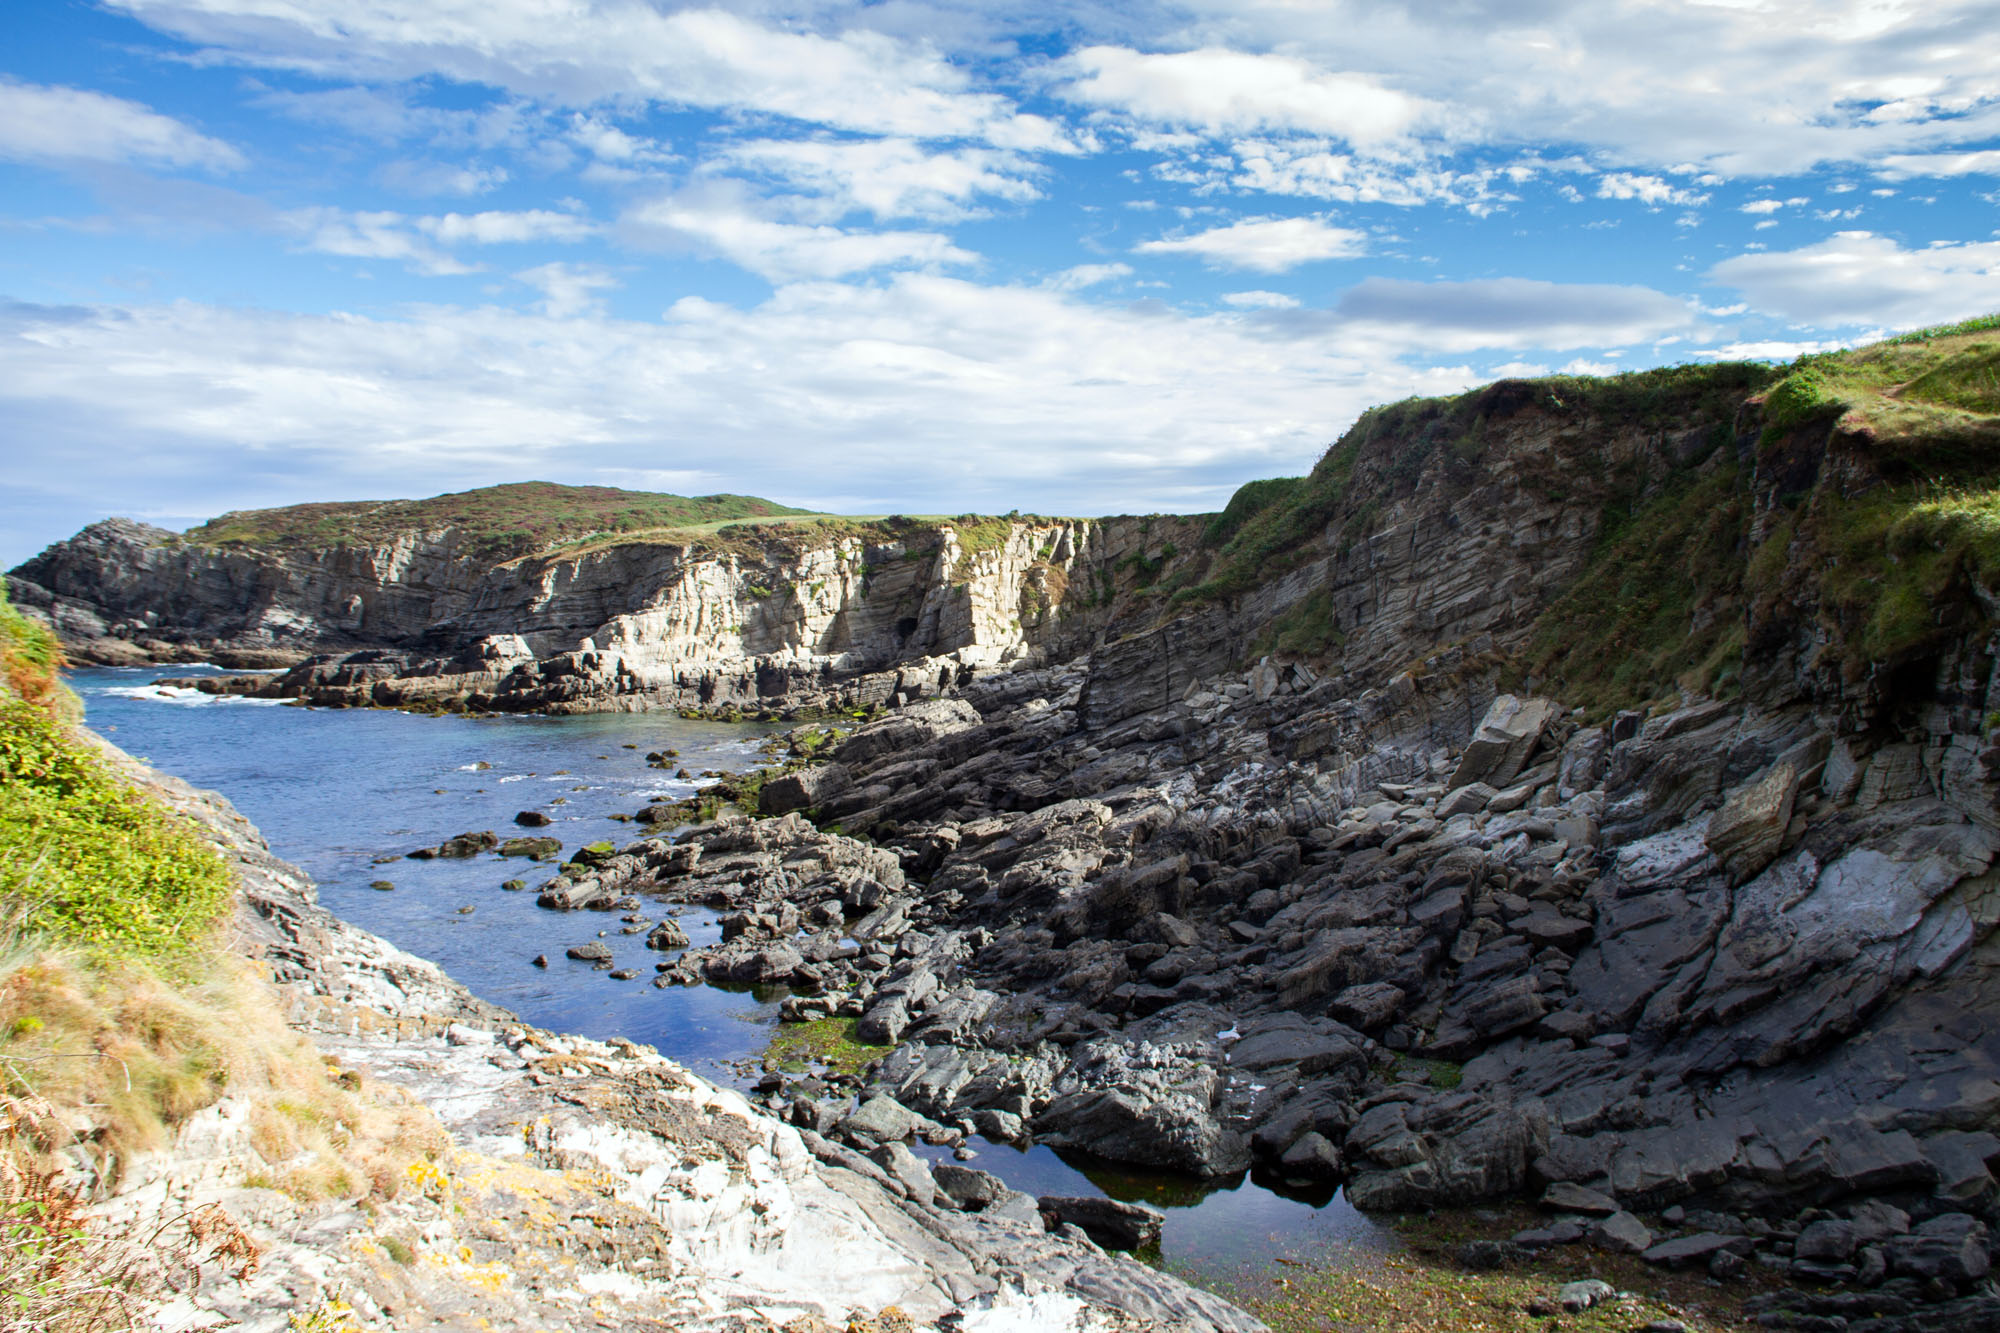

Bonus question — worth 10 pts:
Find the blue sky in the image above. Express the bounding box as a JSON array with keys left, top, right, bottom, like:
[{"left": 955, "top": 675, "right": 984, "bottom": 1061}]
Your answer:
[{"left": 4, "top": 0, "right": 2000, "bottom": 564}]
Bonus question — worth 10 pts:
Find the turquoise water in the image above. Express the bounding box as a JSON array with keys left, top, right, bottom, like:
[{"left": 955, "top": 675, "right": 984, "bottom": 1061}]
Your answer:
[{"left": 73, "top": 664, "right": 1391, "bottom": 1270}]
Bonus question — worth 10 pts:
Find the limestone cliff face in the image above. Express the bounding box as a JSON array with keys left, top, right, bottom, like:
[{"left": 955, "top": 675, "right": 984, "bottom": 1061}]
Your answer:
[{"left": 8, "top": 513, "right": 1200, "bottom": 712}]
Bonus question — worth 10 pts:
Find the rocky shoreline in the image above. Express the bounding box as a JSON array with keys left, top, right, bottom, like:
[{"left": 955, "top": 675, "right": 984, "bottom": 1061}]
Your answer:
[
  {"left": 104, "top": 746, "right": 1267, "bottom": 1331},
  {"left": 520, "top": 655, "right": 2000, "bottom": 1332}
]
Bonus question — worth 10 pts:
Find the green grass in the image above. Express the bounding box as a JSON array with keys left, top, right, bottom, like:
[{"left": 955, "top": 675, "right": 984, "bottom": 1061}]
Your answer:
[
  {"left": 763, "top": 1016, "right": 893, "bottom": 1075},
  {"left": 1520, "top": 464, "right": 1754, "bottom": 714},
  {"left": 0, "top": 697, "right": 234, "bottom": 958},
  {"left": 184, "top": 481, "right": 818, "bottom": 561}
]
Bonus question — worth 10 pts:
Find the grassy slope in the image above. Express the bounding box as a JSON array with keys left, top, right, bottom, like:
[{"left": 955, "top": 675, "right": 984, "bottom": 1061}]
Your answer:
[
  {"left": 0, "top": 585, "right": 440, "bottom": 1327},
  {"left": 1194, "top": 317, "right": 2000, "bottom": 714},
  {"left": 184, "top": 480, "right": 819, "bottom": 561},
  {"left": 1526, "top": 315, "right": 2000, "bottom": 710}
]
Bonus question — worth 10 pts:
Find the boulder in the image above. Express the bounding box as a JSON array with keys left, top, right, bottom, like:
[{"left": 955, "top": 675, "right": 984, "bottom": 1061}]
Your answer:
[
  {"left": 513, "top": 809, "right": 552, "bottom": 827},
  {"left": 645, "top": 919, "right": 690, "bottom": 950},
  {"left": 841, "top": 1095, "right": 919, "bottom": 1145},
  {"left": 1594, "top": 1211, "right": 1652, "bottom": 1254},
  {"left": 565, "top": 942, "right": 613, "bottom": 962},
  {"left": 1449, "top": 695, "right": 1557, "bottom": 792},
  {"left": 760, "top": 762, "right": 852, "bottom": 815},
  {"left": 1705, "top": 761, "right": 1799, "bottom": 884},
  {"left": 932, "top": 1163, "right": 1007, "bottom": 1210},
  {"left": 1278, "top": 1131, "right": 1343, "bottom": 1180},
  {"left": 1037, "top": 1196, "right": 1165, "bottom": 1251},
  {"left": 1329, "top": 982, "right": 1407, "bottom": 1032},
  {"left": 1886, "top": 1214, "right": 1990, "bottom": 1284},
  {"left": 498, "top": 836, "right": 562, "bottom": 860}
]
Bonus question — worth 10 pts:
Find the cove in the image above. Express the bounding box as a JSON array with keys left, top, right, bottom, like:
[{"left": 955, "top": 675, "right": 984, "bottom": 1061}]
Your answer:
[{"left": 74, "top": 664, "right": 1392, "bottom": 1272}]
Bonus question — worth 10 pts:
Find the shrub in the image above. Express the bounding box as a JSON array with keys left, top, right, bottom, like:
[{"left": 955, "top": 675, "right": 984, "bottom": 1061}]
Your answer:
[{"left": 0, "top": 699, "right": 233, "bottom": 959}]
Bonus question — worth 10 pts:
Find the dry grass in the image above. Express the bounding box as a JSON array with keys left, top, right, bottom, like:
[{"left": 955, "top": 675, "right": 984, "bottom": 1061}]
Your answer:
[{"left": 0, "top": 940, "right": 444, "bottom": 1202}]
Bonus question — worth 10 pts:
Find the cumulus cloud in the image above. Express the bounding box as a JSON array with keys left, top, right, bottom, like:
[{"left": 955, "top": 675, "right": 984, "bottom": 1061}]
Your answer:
[
  {"left": 1223, "top": 290, "right": 1300, "bottom": 309},
  {"left": 1045, "top": 263, "right": 1133, "bottom": 291},
  {"left": 109, "top": 0, "right": 1070, "bottom": 149},
  {"left": 1136, "top": 216, "right": 1368, "bottom": 272},
  {"left": 0, "top": 80, "right": 244, "bottom": 172},
  {"left": 1057, "top": 46, "right": 1436, "bottom": 147},
  {"left": 515, "top": 262, "right": 619, "bottom": 318},
  {"left": 1597, "top": 173, "right": 1708, "bottom": 208},
  {"left": 1708, "top": 232, "right": 2000, "bottom": 329},
  {"left": 1876, "top": 149, "right": 2000, "bottom": 179},
  {"left": 1332, "top": 276, "right": 1696, "bottom": 350},
  {"left": 623, "top": 192, "right": 976, "bottom": 281}
]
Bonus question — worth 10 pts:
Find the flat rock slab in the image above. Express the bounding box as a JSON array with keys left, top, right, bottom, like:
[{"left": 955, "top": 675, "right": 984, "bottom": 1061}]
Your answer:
[{"left": 1037, "top": 1195, "right": 1165, "bottom": 1251}]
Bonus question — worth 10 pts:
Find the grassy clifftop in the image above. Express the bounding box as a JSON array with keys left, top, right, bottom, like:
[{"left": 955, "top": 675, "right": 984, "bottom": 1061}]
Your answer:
[
  {"left": 1192, "top": 316, "right": 2000, "bottom": 715},
  {"left": 184, "top": 480, "right": 818, "bottom": 560}
]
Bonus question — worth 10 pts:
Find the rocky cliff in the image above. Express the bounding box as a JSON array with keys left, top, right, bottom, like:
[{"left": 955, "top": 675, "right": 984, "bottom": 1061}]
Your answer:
[
  {"left": 9, "top": 503, "right": 1202, "bottom": 715},
  {"left": 21, "top": 322, "right": 2000, "bottom": 1329}
]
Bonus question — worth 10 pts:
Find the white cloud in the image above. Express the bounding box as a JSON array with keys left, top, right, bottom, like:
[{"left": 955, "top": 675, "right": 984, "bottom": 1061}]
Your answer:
[
  {"left": 1597, "top": 173, "right": 1708, "bottom": 207},
  {"left": 110, "top": 1, "right": 1070, "bottom": 149},
  {"left": 284, "top": 208, "right": 473, "bottom": 275},
  {"left": 1136, "top": 216, "right": 1368, "bottom": 272},
  {"left": 283, "top": 207, "right": 594, "bottom": 274},
  {"left": 0, "top": 281, "right": 1479, "bottom": 539},
  {"left": 1056, "top": 46, "right": 1437, "bottom": 147},
  {"left": 714, "top": 138, "right": 1040, "bottom": 222},
  {"left": 418, "top": 209, "right": 595, "bottom": 245},
  {"left": 0, "top": 80, "right": 244, "bottom": 172},
  {"left": 1046, "top": 263, "right": 1133, "bottom": 292},
  {"left": 1709, "top": 231, "right": 2000, "bottom": 328},
  {"left": 1876, "top": 149, "right": 2000, "bottom": 179},
  {"left": 1333, "top": 276, "right": 1696, "bottom": 350},
  {"left": 515, "top": 263, "right": 619, "bottom": 318},
  {"left": 623, "top": 192, "right": 975, "bottom": 281},
  {"left": 1741, "top": 199, "right": 1784, "bottom": 214},
  {"left": 1149, "top": 1, "right": 2000, "bottom": 176},
  {"left": 1222, "top": 290, "right": 1300, "bottom": 309}
]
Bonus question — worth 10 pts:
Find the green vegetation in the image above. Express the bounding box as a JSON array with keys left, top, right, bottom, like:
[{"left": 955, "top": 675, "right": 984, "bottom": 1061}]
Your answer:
[
  {"left": 185, "top": 481, "right": 817, "bottom": 560},
  {"left": 1185, "top": 1206, "right": 1760, "bottom": 1333},
  {"left": 1521, "top": 465, "right": 1753, "bottom": 714},
  {"left": 0, "top": 698, "right": 235, "bottom": 958},
  {"left": 0, "top": 589, "right": 443, "bottom": 1331},
  {"left": 763, "top": 1016, "right": 893, "bottom": 1075},
  {"left": 1251, "top": 588, "right": 1342, "bottom": 660}
]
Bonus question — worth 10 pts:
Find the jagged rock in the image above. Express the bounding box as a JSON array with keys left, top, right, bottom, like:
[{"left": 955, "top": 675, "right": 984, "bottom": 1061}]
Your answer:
[
  {"left": 1540, "top": 1182, "right": 1620, "bottom": 1216},
  {"left": 564, "top": 942, "right": 613, "bottom": 962},
  {"left": 409, "top": 830, "right": 499, "bottom": 859},
  {"left": 1278, "top": 1131, "right": 1343, "bottom": 1179},
  {"left": 842, "top": 1095, "right": 920, "bottom": 1145},
  {"left": 1706, "top": 760, "right": 1800, "bottom": 883},
  {"left": 1449, "top": 695, "right": 1557, "bottom": 792},
  {"left": 644, "top": 919, "right": 689, "bottom": 950},
  {"left": 1642, "top": 1233, "right": 1752, "bottom": 1267},
  {"left": 497, "top": 836, "right": 562, "bottom": 860},
  {"left": 1037, "top": 1196, "right": 1165, "bottom": 1251},
  {"left": 1329, "top": 981, "right": 1407, "bottom": 1032},
  {"left": 1593, "top": 1211, "right": 1652, "bottom": 1253},
  {"left": 1885, "top": 1214, "right": 1989, "bottom": 1284},
  {"left": 761, "top": 763, "right": 852, "bottom": 815}
]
